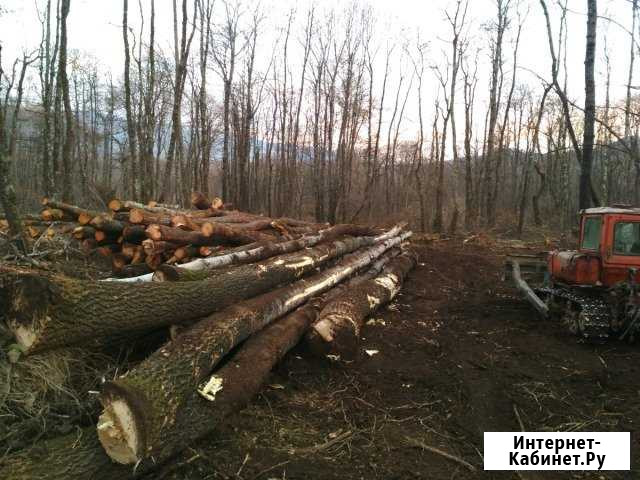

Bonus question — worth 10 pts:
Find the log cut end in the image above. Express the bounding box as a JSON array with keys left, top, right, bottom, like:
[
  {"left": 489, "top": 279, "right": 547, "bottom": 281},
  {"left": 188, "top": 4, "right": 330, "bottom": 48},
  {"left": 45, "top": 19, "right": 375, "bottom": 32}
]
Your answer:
[
  {"left": 97, "top": 399, "right": 140, "bottom": 465},
  {"left": 78, "top": 212, "right": 93, "bottom": 225},
  {"left": 129, "top": 209, "right": 145, "bottom": 224},
  {"left": 146, "top": 224, "right": 162, "bottom": 241},
  {"left": 108, "top": 199, "right": 124, "bottom": 211}
]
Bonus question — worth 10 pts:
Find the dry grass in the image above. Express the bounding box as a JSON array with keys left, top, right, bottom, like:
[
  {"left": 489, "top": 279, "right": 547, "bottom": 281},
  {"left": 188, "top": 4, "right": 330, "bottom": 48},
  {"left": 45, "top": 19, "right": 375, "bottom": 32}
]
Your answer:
[{"left": 0, "top": 343, "right": 122, "bottom": 458}]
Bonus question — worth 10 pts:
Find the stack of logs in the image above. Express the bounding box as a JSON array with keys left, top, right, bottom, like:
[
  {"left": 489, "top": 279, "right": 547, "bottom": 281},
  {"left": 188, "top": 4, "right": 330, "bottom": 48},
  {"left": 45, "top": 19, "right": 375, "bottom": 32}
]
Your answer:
[
  {"left": 35, "top": 192, "right": 331, "bottom": 278},
  {"left": 0, "top": 193, "right": 416, "bottom": 480}
]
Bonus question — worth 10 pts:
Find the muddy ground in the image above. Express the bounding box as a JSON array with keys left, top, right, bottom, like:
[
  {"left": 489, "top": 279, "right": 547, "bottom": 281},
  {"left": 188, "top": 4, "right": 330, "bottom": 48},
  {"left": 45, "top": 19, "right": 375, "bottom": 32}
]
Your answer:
[{"left": 145, "top": 239, "right": 637, "bottom": 480}]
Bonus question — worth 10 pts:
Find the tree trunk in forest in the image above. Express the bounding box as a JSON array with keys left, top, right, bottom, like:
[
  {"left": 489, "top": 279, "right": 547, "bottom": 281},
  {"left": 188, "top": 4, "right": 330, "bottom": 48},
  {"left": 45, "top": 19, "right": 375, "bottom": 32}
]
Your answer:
[
  {"left": 96, "top": 231, "right": 409, "bottom": 466},
  {"left": 5, "top": 232, "right": 389, "bottom": 354},
  {"left": 159, "top": 0, "right": 197, "bottom": 202},
  {"left": 0, "top": 46, "right": 27, "bottom": 252},
  {"left": 485, "top": 0, "right": 507, "bottom": 226},
  {"left": 58, "top": 0, "right": 74, "bottom": 202},
  {"left": 580, "top": 0, "right": 597, "bottom": 209},
  {"left": 122, "top": 0, "right": 138, "bottom": 200},
  {"left": 307, "top": 251, "right": 416, "bottom": 359}
]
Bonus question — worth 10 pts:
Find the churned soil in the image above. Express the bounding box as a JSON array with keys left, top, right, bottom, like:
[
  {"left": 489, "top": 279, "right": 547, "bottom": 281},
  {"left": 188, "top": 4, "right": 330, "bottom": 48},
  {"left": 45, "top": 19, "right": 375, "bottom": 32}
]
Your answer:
[{"left": 161, "top": 239, "right": 638, "bottom": 480}]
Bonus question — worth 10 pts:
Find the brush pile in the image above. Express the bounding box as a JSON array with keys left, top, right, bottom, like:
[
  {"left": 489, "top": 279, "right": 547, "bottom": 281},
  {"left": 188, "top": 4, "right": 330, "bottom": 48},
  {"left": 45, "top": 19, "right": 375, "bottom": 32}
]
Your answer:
[{"left": 0, "top": 192, "right": 415, "bottom": 480}]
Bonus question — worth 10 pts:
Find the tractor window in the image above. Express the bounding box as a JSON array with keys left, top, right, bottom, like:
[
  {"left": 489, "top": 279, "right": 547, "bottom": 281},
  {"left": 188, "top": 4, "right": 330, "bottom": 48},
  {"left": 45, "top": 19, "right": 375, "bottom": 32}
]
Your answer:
[
  {"left": 613, "top": 222, "right": 640, "bottom": 255},
  {"left": 581, "top": 216, "right": 601, "bottom": 250}
]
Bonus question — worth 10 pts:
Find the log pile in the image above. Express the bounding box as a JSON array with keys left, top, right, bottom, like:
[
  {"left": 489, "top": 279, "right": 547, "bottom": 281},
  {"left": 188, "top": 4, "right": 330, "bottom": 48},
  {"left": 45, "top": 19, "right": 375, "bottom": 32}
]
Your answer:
[
  {"left": 15, "top": 192, "right": 332, "bottom": 278},
  {"left": 0, "top": 194, "right": 416, "bottom": 479}
]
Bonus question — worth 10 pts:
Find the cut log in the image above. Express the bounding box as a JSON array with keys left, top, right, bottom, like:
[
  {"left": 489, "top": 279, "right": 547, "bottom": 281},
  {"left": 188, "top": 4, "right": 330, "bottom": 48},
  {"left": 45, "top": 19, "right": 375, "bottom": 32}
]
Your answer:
[
  {"left": 307, "top": 250, "right": 417, "bottom": 359},
  {"left": 89, "top": 215, "right": 124, "bottom": 235},
  {"left": 200, "top": 221, "right": 274, "bottom": 244},
  {"left": 190, "top": 191, "right": 211, "bottom": 210},
  {"left": 129, "top": 208, "right": 172, "bottom": 226},
  {"left": 94, "top": 230, "right": 118, "bottom": 243},
  {"left": 7, "top": 233, "right": 388, "bottom": 353},
  {"left": 97, "top": 231, "right": 410, "bottom": 466},
  {"left": 146, "top": 224, "right": 212, "bottom": 246},
  {"left": 40, "top": 208, "right": 68, "bottom": 222},
  {"left": 78, "top": 212, "right": 94, "bottom": 225},
  {"left": 109, "top": 224, "right": 387, "bottom": 283},
  {"left": 198, "top": 245, "right": 222, "bottom": 256},
  {"left": 170, "top": 214, "right": 201, "bottom": 231},
  {"left": 173, "top": 245, "right": 199, "bottom": 261},
  {"left": 147, "top": 223, "right": 266, "bottom": 246},
  {"left": 141, "top": 238, "right": 180, "bottom": 256},
  {"left": 0, "top": 427, "right": 128, "bottom": 480},
  {"left": 121, "top": 225, "right": 147, "bottom": 243},
  {"left": 41, "top": 198, "right": 101, "bottom": 222}
]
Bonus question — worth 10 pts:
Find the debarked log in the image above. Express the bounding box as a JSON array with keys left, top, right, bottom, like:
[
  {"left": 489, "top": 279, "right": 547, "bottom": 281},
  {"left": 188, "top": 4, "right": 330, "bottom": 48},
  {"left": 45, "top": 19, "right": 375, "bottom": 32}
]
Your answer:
[
  {"left": 96, "top": 231, "right": 411, "bottom": 465},
  {"left": 306, "top": 250, "right": 417, "bottom": 359},
  {"left": 6, "top": 234, "right": 381, "bottom": 354}
]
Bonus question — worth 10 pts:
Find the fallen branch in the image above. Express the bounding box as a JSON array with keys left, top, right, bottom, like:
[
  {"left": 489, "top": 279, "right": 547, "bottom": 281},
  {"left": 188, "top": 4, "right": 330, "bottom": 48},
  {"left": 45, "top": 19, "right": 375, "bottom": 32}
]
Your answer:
[{"left": 404, "top": 436, "right": 477, "bottom": 472}]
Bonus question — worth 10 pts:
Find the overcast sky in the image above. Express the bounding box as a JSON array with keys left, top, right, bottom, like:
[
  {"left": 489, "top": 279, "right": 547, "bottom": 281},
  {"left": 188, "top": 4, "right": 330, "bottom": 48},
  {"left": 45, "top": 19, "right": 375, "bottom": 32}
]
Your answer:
[{"left": 0, "top": 0, "right": 635, "bottom": 141}]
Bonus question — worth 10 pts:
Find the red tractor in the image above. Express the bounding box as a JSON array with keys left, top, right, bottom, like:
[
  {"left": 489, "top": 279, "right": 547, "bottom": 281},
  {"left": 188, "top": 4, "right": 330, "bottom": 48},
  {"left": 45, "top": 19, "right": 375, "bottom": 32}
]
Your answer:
[{"left": 506, "top": 207, "right": 640, "bottom": 342}]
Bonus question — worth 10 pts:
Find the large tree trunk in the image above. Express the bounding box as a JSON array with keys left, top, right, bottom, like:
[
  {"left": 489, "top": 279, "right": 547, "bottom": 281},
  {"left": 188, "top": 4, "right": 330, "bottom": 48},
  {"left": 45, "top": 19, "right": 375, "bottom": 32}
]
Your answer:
[
  {"left": 41, "top": 198, "right": 101, "bottom": 222},
  {"left": 5, "top": 229, "right": 392, "bottom": 354},
  {"left": 307, "top": 250, "right": 416, "bottom": 359},
  {"left": 0, "top": 428, "right": 128, "bottom": 480},
  {"left": 58, "top": 0, "right": 74, "bottom": 202},
  {"left": 96, "top": 231, "right": 410, "bottom": 466}
]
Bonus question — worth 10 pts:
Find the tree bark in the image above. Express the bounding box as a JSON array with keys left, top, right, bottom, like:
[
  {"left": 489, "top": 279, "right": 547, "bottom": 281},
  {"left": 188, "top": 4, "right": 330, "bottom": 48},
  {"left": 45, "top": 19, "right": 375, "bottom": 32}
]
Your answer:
[
  {"left": 580, "top": 0, "right": 597, "bottom": 209},
  {"left": 5, "top": 232, "right": 390, "bottom": 354},
  {"left": 0, "top": 428, "right": 128, "bottom": 480},
  {"left": 307, "top": 250, "right": 416, "bottom": 360},
  {"left": 96, "top": 231, "right": 410, "bottom": 465},
  {"left": 190, "top": 191, "right": 211, "bottom": 210}
]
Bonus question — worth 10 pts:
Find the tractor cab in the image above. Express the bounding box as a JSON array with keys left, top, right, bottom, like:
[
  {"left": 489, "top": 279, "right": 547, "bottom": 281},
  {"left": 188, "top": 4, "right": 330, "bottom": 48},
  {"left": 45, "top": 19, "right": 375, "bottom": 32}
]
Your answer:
[{"left": 549, "top": 207, "right": 640, "bottom": 288}]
